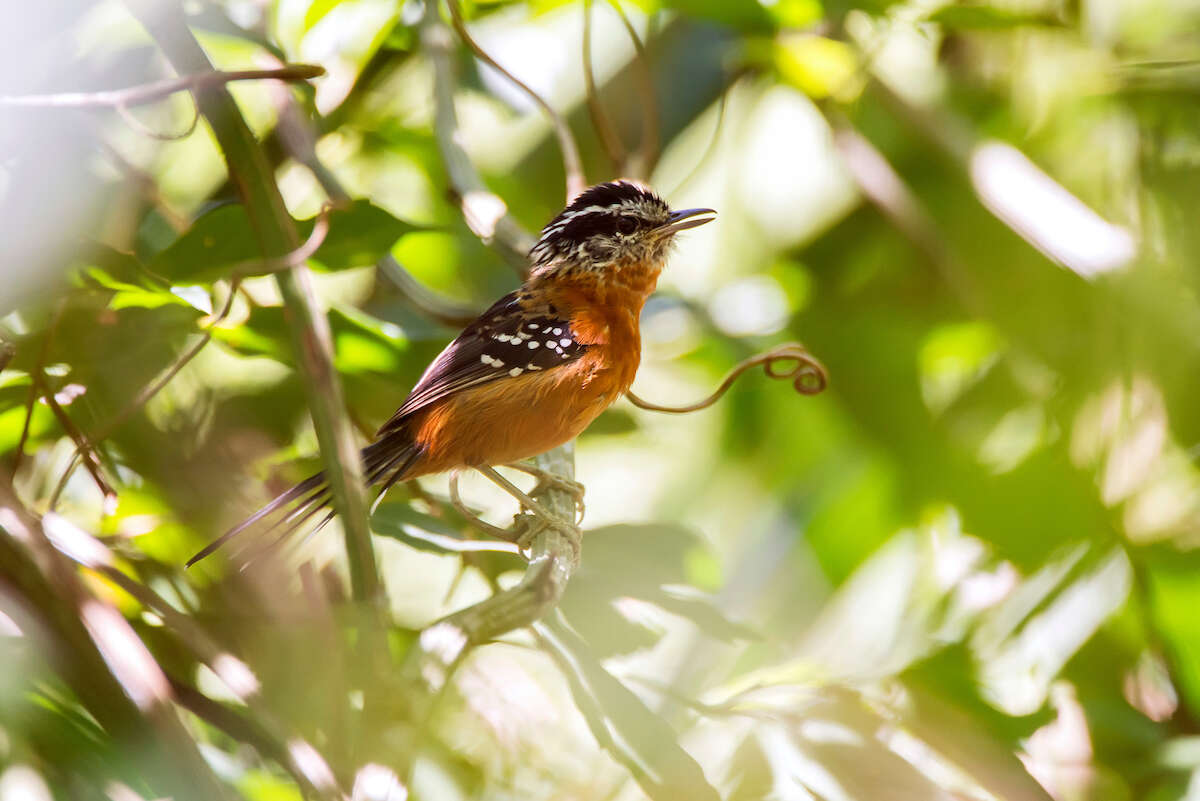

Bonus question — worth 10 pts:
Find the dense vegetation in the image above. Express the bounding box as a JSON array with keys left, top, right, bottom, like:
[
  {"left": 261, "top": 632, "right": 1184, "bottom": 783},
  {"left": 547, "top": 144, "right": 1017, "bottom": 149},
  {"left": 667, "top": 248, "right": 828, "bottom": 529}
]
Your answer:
[{"left": 2, "top": 0, "right": 1199, "bottom": 799}]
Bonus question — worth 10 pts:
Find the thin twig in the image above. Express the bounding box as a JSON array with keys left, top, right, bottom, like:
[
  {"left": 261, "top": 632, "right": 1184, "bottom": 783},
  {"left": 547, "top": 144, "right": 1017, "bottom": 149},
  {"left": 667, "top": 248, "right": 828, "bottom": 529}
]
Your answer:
[
  {"left": 606, "top": 0, "right": 659, "bottom": 178},
  {"left": 47, "top": 280, "right": 246, "bottom": 511},
  {"left": 583, "top": 0, "right": 628, "bottom": 175},
  {"left": 35, "top": 373, "right": 116, "bottom": 501},
  {"left": 91, "top": 281, "right": 241, "bottom": 444},
  {"left": 626, "top": 343, "right": 828, "bottom": 414},
  {"left": 169, "top": 678, "right": 345, "bottom": 799},
  {"left": 13, "top": 302, "right": 64, "bottom": 475},
  {"left": 271, "top": 92, "right": 482, "bottom": 326},
  {"left": 115, "top": 95, "right": 201, "bottom": 140},
  {"left": 444, "top": 0, "right": 586, "bottom": 200},
  {"left": 665, "top": 75, "right": 735, "bottom": 197},
  {"left": 421, "top": 2, "right": 535, "bottom": 272},
  {"left": 0, "top": 65, "right": 325, "bottom": 109}
]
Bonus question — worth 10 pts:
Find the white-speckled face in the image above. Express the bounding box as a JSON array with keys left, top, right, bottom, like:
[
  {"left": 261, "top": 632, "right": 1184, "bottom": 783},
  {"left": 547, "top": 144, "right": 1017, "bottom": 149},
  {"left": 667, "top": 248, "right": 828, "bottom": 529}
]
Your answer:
[{"left": 529, "top": 181, "right": 712, "bottom": 281}]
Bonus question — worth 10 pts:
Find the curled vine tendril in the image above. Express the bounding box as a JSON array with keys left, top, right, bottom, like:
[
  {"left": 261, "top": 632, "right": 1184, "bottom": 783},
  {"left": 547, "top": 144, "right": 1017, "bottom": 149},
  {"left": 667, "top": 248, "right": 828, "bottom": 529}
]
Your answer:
[{"left": 625, "top": 343, "right": 828, "bottom": 414}]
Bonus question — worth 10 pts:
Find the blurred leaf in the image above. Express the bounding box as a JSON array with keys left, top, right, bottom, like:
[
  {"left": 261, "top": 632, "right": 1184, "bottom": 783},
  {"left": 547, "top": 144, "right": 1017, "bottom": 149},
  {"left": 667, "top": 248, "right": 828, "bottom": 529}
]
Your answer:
[
  {"left": 562, "top": 524, "right": 751, "bottom": 656},
  {"left": 664, "top": 0, "right": 773, "bottom": 30},
  {"left": 0, "top": 398, "right": 53, "bottom": 454},
  {"left": 538, "top": 614, "right": 721, "bottom": 801},
  {"left": 928, "top": 4, "right": 1065, "bottom": 29},
  {"left": 372, "top": 499, "right": 507, "bottom": 557},
  {"left": 214, "top": 305, "right": 409, "bottom": 375},
  {"left": 774, "top": 34, "right": 860, "bottom": 99},
  {"left": 303, "top": 0, "right": 345, "bottom": 31},
  {"left": 150, "top": 200, "right": 420, "bottom": 282},
  {"left": 768, "top": 0, "right": 823, "bottom": 28},
  {"left": 581, "top": 407, "right": 638, "bottom": 436}
]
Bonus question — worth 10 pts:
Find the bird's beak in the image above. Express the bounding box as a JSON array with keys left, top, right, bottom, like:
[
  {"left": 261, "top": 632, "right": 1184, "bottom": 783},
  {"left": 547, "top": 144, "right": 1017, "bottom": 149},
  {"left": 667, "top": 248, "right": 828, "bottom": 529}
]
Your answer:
[{"left": 659, "top": 207, "right": 717, "bottom": 235}]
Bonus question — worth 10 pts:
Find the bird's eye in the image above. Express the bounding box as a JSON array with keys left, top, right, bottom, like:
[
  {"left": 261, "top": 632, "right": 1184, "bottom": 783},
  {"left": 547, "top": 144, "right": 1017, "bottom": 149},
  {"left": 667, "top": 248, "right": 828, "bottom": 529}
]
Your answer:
[{"left": 616, "top": 217, "right": 637, "bottom": 235}]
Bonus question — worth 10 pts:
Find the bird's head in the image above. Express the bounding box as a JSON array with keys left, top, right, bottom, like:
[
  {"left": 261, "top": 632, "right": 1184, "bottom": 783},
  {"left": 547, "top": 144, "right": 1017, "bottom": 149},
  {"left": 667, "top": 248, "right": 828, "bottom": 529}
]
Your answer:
[{"left": 529, "top": 180, "right": 715, "bottom": 285}]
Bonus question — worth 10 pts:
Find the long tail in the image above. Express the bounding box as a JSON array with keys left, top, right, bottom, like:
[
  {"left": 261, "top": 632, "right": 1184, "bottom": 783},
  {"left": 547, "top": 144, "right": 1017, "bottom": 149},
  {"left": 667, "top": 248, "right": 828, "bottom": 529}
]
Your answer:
[{"left": 186, "top": 434, "right": 422, "bottom": 568}]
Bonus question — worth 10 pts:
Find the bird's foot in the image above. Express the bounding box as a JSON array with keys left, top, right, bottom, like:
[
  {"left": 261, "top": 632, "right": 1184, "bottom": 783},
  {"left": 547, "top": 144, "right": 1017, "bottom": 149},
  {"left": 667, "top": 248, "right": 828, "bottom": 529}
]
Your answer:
[{"left": 500, "top": 461, "right": 586, "bottom": 523}]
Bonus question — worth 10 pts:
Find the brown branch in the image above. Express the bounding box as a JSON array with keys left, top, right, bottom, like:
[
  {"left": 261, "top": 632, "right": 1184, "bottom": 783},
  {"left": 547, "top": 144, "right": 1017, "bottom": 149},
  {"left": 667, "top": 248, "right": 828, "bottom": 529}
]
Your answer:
[
  {"left": 421, "top": 2, "right": 535, "bottom": 273},
  {"left": 0, "top": 485, "right": 235, "bottom": 801},
  {"left": 35, "top": 373, "right": 116, "bottom": 501},
  {"left": 606, "top": 0, "right": 659, "bottom": 178},
  {"left": 626, "top": 343, "right": 828, "bottom": 414},
  {"left": 126, "top": 0, "right": 380, "bottom": 609},
  {"left": 583, "top": 0, "right": 628, "bottom": 175},
  {"left": 0, "top": 65, "right": 325, "bottom": 109},
  {"left": 444, "top": 0, "right": 586, "bottom": 201}
]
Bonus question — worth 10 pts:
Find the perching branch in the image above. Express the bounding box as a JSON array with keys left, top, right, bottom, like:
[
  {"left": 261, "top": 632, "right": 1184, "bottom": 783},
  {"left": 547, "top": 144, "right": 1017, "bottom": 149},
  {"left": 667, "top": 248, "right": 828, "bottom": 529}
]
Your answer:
[
  {"left": 444, "top": 0, "right": 586, "bottom": 200},
  {"left": 626, "top": 343, "right": 828, "bottom": 414},
  {"left": 0, "top": 65, "right": 324, "bottom": 109},
  {"left": 407, "top": 446, "right": 581, "bottom": 693},
  {"left": 125, "top": 1, "right": 381, "bottom": 609}
]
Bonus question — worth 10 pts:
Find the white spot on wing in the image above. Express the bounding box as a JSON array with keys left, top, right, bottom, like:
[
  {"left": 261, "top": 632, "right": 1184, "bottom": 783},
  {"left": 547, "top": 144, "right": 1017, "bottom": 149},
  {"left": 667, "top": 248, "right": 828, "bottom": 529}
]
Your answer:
[{"left": 508, "top": 367, "right": 523, "bottom": 377}]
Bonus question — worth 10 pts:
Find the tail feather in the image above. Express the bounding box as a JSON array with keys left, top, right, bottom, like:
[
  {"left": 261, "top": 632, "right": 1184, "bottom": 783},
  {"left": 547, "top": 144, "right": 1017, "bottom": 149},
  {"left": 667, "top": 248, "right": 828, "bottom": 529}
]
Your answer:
[{"left": 187, "top": 434, "right": 422, "bottom": 568}]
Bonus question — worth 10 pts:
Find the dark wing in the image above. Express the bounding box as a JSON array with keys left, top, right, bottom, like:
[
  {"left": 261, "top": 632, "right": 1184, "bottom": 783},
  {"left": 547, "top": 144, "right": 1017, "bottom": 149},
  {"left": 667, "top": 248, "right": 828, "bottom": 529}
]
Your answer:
[{"left": 378, "top": 291, "right": 589, "bottom": 434}]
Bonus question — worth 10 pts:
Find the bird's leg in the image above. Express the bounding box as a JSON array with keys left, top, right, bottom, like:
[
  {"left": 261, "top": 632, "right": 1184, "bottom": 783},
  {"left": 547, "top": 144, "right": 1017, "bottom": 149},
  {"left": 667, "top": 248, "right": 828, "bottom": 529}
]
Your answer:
[
  {"left": 500, "top": 461, "right": 586, "bottom": 523},
  {"left": 476, "top": 465, "right": 581, "bottom": 555},
  {"left": 448, "top": 470, "right": 512, "bottom": 540}
]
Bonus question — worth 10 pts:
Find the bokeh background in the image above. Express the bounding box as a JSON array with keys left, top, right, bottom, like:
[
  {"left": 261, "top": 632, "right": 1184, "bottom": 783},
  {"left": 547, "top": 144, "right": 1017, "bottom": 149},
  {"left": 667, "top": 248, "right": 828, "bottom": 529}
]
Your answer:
[{"left": 1, "top": 0, "right": 1199, "bottom": 799}]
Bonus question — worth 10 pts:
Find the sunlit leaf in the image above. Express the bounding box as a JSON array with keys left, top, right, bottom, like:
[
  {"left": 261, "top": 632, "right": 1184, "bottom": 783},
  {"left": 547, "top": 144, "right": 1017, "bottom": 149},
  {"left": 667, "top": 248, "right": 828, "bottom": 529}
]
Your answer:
[
  {"left": 538, "top": 615, "right": 722, "bottom": 801},
  {"left": 213, "top": 305, "right": 410, "bottom": 375},
  {"left": 150, "top": 200, "right": 421, "bottom": 282}
]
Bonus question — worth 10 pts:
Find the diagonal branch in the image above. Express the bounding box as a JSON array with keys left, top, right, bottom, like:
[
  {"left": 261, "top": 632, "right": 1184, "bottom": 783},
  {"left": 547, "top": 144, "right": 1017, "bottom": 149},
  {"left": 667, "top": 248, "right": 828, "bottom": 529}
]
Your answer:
[
  {"left": 0, "top": 65, "right": 324, "bottom": 109},
  {"left": 124, "top": 1, "right": 381, "bottom": 610}
]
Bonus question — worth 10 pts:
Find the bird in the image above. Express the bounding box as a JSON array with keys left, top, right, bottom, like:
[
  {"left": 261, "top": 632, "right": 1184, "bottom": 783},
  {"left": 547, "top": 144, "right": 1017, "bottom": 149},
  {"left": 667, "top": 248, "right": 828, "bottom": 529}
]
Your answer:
[{"left": 187, "top": 180, "right": 715, "bottom": 566}]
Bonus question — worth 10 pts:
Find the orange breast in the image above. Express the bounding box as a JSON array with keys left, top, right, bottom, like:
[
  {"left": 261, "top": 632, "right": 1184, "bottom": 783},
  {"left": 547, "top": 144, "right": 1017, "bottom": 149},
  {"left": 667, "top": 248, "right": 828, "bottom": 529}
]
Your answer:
[{"left": 408, "top": 351, "right": 625, "bottom": 475}]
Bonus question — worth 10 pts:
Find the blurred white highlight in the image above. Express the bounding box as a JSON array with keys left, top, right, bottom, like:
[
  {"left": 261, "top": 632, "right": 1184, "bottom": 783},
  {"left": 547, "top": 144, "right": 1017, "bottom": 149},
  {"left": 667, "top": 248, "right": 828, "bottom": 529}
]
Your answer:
[
  {"left": 969, "top": 142, "right": 1135, "bottom": 277},
  {"left": 0, "top": 766, "right": 52, "bottom": 801},
  {"left": 81, "top": 600, "right": 170, "bottom": 711},
  {"left": 353, "top": 763, "right": 408, "bottom": 801},
  {"left": 42, "top": 512, "right": 114, "bottom": 569},
  {"left": 214, "top": 652, "right": 259, "bottom": 698},
  {"left": 708, "top": 276, "right": 790, "bottom": 337},
  {"left": 288, "top": 739, "right": 339, "bottom": 793}
]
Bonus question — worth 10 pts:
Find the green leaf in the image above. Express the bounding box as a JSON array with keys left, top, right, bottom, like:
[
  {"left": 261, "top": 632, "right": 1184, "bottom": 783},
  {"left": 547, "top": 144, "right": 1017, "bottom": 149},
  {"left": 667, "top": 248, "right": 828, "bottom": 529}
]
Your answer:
[
  {"left": 79, "top": 267, "right": 204, "bottom": 314},
  {"left": 151, "top": 200, "right": 421, "bottom": 282},
  {"left": 214, "top": 305, "right": 411, "bottom": 375},
  {"left": 372, "top": 500, "right": 489, "bottom": 555},
  {"left": 303, "top": 0, "right": 345, "bottom": 31},
  {"left": 537, "top": 615, "right": 722, "bottom": 801}
]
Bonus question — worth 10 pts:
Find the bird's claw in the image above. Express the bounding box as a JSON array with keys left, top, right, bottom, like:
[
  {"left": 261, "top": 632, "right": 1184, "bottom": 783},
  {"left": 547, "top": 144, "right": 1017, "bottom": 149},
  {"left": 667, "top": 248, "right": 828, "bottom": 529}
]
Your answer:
[{"left": 501, "top": 462, "right": 586, "bottom": 523}]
